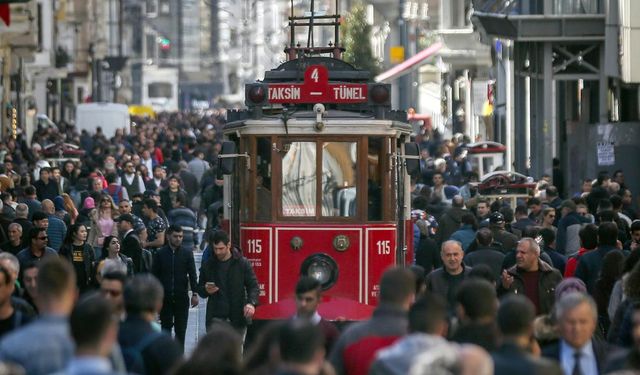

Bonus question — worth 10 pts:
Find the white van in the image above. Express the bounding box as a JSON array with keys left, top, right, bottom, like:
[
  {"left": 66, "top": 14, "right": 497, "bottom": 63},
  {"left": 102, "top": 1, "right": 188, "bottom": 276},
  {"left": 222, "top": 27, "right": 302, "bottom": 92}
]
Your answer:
[{"left": 75, "top": 103, "right": 130, "bottom": 138}]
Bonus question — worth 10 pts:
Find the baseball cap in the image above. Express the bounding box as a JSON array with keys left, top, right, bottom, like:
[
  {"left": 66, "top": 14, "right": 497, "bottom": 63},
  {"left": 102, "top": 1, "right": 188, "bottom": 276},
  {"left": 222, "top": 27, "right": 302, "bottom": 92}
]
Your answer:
[
  {"left": 115, "top": 214, "right": 135, "bottom": 224},
  {"left": 489, "top": 212, "right": 505, "bottom": 225}
]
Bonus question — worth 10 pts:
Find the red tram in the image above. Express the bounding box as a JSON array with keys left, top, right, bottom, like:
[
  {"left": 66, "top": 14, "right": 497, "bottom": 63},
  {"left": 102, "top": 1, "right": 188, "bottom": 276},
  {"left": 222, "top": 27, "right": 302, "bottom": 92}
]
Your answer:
[{"left": 218, "top": 10, "right": 419, "bottom": 322}]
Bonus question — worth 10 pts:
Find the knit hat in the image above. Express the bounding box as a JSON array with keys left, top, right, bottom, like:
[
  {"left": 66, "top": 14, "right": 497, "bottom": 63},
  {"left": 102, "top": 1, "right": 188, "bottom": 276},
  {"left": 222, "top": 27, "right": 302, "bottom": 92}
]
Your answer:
[
  {"left": 554, "top": 277, "right": 587, "bottom": 301},
  {"left": 83, "top": 197, "right": 95, "bottom": 209}
]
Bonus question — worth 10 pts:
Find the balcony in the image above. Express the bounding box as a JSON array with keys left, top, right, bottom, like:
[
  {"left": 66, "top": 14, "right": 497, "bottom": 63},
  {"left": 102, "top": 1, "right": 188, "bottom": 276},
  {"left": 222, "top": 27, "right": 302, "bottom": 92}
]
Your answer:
[{"left": 471, "top": 0, "right": 605, "bottom": 41}]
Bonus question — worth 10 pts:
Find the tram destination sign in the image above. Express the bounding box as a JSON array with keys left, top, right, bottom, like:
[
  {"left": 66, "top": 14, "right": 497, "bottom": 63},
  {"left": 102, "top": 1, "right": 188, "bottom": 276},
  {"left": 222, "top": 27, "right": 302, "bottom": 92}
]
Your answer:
[{"left": 267, "top": 65, "right": 368, "bottom": 104}]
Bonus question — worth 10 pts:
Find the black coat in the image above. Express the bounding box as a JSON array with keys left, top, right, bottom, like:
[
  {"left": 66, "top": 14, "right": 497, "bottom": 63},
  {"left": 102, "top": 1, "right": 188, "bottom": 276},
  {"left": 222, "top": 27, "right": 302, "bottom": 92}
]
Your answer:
[
  {"left": 151, "top": 244, "right": 197, "bottom": 301},
  {"left": 197, "top": 249, "right": 259, "bottom": 328},
  {"left": 121, "top": 231, "right": 144, "bottom": 273},
  {"left": 464, "top": 247, "right": 505, "bottom": 280},
  {"left": 118, "top": 316, "right": 182, "bottom": 375},
  {"left": 493, "top": 343, "right": 563, "bottom": 375},
  {"left": 58, "top": 242, "right": 96, "bottom": 289},
  {"left": 575, "top": 245, "right": 622, "bottom": 294}
]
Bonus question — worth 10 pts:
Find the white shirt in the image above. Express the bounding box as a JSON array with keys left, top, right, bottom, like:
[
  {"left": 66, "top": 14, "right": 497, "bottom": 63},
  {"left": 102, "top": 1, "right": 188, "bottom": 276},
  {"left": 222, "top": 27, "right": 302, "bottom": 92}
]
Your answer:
[{"left": 560, "top": 339, "right": 598, "bottom": 375}]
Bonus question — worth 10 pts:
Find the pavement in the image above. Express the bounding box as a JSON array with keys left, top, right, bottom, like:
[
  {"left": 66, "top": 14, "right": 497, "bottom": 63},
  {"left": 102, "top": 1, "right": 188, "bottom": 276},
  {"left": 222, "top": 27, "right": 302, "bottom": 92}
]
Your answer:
[{"left": 184, "top": 251, "right": 208, "bottom": 355}]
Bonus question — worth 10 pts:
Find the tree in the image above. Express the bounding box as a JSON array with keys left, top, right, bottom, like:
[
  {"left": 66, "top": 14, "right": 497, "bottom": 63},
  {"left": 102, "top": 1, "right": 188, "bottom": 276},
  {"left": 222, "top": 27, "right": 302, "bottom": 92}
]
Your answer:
[{"left": 341, "top": 3, "right": 380, "bottom": 75}]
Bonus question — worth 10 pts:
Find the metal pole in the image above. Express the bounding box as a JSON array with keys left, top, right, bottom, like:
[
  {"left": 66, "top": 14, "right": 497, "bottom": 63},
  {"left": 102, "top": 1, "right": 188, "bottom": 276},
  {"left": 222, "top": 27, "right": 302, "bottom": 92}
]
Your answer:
[
  {"left": 398, "top": 0, "right": 409, "bottom": 110},
  {"left": 505, "top": 42, "right": 514, "bottom": 172}
]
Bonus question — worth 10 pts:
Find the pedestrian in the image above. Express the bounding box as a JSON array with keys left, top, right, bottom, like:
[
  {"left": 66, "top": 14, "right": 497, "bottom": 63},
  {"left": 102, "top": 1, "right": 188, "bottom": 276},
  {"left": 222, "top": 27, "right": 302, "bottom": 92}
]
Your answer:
[
  {"left": 151, "top": 224, "right": 199, "bottom": 352},
  {"left": 141, "top": 198, "right": 166, "bottom": 253},
  {"left": 369, "top": 293, "right": 449, "bottom": 375},
  {"left": 88, "top": 194, "right": 118, "bottom": 259},
  {"left": 557, "top": 199, "right": 590, "bottom": 255},
  {"left": 492, "top": 295, "right": 562, "bottom": 375},
  {"left": 434, "top": 196, "right": 467, "bottom": 247},
  {"left": 118, "top": 274, "right": 182, "bottom": 375},
  {"left": 292, "top": 276, "right": 340, "bottom": 354},
  {"left": 329, "top": 267, "right": 414, "bottom": 375},
  {"left": 499, "top": 238, "right": 562, "bottom": 315},
  {"left": 539, "top": 227, "right": 567, "bottom": 274},
  {"left": 172, "top": 324, "right": 243, "bottom": 375},
  {"left": 117, "top": 214, "right": 148, "bottom": 273},
  {"left": 197, "top": 230, "right": 259, "bottom": 340},
  {"left": 542, "top": 292, "right": 612, "bottom": 375},
  {"left": 100, "top": 270, "right": 127, "bottom": 319},
  {"left": 34, "top": 167, "right": 58, "bottom": 202},
  {"left": 0, "top": 263, "right": 33, "bottom": 338},
  {"left": 449, "top": 212, "right": 477, "bottom": 252},
  {"left": 463, "top": 228, "right": 504, "bottom": 280},
  {"left": 0, "top": 258, "right": 76, "bottom": 375},
  {"left": 488, "top": 212, "right": 519, "bottom": 253},
  {"left": 117, "top": 199, "right": 147, "bottom": 242},
  {"left": 97, "top": 235, "right": 134, "bottom": 277},
  {"left": 450, "top": 279, "right": 499, "bottom": 351},
  {"left": 575, "top": 222, "right": 623, "bottom": 293},
  {"left": 426, "top": 240, "right": 472, "bottom": 309},
  {"left": 65, "top": 292, "right": 123, "bottom": 375},
  {"left": 12, "top": 203, "right": 32, "bottom": 246},
  {"left": 0, "top": 223, "right": 23, "bottom": 255},
  {"left": 276, "top": 320, "right": 333, "bottom": 375},
  {"left": 58, "top": 223, "right": 96, "bottom": 294},
  {"left": 167, "top": 192, "right": 197, "bottom": 251},
  {"left": 41, "top": 199, "right": 67, "bottom": 251},
  {"left": 16, "top": 227, "right": 57, "bottom": 280}
]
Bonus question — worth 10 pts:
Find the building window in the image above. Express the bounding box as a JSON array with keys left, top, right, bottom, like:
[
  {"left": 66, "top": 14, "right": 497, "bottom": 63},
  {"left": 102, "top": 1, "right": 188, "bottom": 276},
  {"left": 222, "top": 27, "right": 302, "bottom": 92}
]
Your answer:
[
  {"left": 148, "top": 82, "right": 172, "bottom": 98},
  {"left": 146, "top": 0, "right": 157, "bottom": 16},
  {"left": 145, "top": 33, "right": 157, "bottom": 60},
  {"left": 159, "top": 0, "right": 170, "bottom": 15}
]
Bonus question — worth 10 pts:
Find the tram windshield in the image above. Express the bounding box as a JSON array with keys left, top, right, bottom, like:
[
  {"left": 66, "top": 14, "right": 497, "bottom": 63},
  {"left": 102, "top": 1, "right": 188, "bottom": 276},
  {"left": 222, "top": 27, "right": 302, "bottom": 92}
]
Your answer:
[{"left": 282, "top": 142, "right": 317, "bottom": 217}]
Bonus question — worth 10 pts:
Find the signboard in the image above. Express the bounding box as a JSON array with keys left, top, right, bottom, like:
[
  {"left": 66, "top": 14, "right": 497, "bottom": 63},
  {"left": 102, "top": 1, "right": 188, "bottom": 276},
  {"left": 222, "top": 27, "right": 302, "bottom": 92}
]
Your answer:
[
  {"left": 597, "top": 141, "right": 615, "bottom": 166},
  {"left": 267, "top": 65, "right": 368, "bottom": 104},
  {"left": 390, "top": 46, "right": 405, "bottom": 64}
]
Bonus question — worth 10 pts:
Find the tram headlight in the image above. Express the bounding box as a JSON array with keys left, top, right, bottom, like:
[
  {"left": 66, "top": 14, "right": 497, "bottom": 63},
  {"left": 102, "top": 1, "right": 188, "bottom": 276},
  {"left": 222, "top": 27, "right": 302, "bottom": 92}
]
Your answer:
[
  {"left": 369, "top": 84, "right": 391, "bottom": 106},
  {"left": 301, "top": 254, "right": 338, "bottom": 290},
  {"left": 246, "top": 84, "right": 268, "bottom": 106}
]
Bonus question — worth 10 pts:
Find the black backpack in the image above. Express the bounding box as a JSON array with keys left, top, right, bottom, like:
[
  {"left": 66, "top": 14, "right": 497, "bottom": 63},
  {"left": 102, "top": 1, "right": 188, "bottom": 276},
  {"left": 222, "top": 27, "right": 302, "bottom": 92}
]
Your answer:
[{"left": 121, "top": 331, "right": 163, "bottom": 374}]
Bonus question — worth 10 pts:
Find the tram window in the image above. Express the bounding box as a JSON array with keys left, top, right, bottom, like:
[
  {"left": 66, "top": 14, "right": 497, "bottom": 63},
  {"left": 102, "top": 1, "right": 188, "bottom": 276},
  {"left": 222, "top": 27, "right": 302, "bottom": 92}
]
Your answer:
[
  {"left": 321, "top": 142, "right": 357, "bottom": 217},
  {"left": 368, "top": 138, "right": 384, "bottom": 221},
  {"left": 255, "top": 137, "right": 272, "bottom": 221},
  {"left": 281, "top": 142, "right": 316, "bottom": 217}
]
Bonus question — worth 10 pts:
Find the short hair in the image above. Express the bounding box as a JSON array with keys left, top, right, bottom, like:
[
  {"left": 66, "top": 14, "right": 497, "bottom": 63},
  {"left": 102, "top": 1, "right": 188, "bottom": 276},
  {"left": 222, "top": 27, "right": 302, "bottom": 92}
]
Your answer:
[
  {"left": 456, "top": 279, "right": 497, "bottom": 321},
  {"left": 527, "top": 198, "right": 541, "bottom": 207},
  {"left": 379, "top": 267, "right": 415, "bottom": 305},
  {"left": 32, "top": 211, "right": 48, "bottom": 222},
  {"left": 499, "top": 206, "right": 514, "bottom": 223},
  {"left": 29, "top": 227, "right": 46, "bottom": 240},
  {"left": 295, "top": 276, "right": 321, "bottom": 296},
  {"left": 497, "top": 295, "right": 535, "bottom": 337},
  {"left": 39, "top": 167, "right": 51, "bottom": 174},
  {"left": 475, "top": 228, "right": 493, "bottom": 247},
  {"left": 105, "top": 173, "right": 117, "bottom": 184},
  {"left": 468, "top": 264, "right": 496, "bottom": 285},
  {"left": 441, "top": 240, "right": 463, "bottom": 254},
  {"left": 631, "top": 221, "right": 640, "bottom": 232},
  {"left": 519, "top": 237, "right": 540, "bottom": 256},
  {"left": 598, "top": 222, "right": 619, "bottom": 246},
  {"left": 476, "top": 198, "right": 488, "bottom": 207},
  {"left": 460, "top": 213, "right": 477, "bottom": 230},
  {"left": 546, "top": 186, "right": 558, "bottom": 198},
  {"left": 539, "top": 227, "right": 556, "bottom": 246},
  {"left": 24, "top": 186, "right": 36, "bottom": 196},
  {"left": 166, "top": 224, "right": 183, "bottom": 236},
  {"left": 598, "top": 199, "right": 613, "bottom": 212},
  {"left": 102, "top": 270, "right": 128, "bottom": 286},
  {"left": 542, "top": 207, "right": 555, "bottom": 217},
  {"left": 210, "top": 230, "right": 230, "bottom": 246},
  {"left": 142, "top": 198, "right": 158, "bottom": 211},
  {"left": 409, "top": 293, "right": 447, "bottom": 333},
  {"left": 15, "top": 203, "right": 28, "bottom": 218},
  {"left": 579, "top": 224, "right": 599, "bottom": 249},
  {"left": 0, "top": 253, "right": 20, "bottom": 275},
  {"left": 70, "top": 292, "right": 116, "bottom": 349},
  {"left": 610, "top": 194, "right": 623, "bottom": 210},
  {"left": 124, "top": 274, "right": 164, "bottom": 315},
  {"left": 515, "top": 205, "right": 528, "bottom": 216},
  {"left": 554, "top": 292, "right": 597, "bottom": 322},
  {"left": 451, "top": 195, "right": 464, "bottom": 208},
  {"left": 279, "top": 320, "right": 324, "bottom": 364},
  {"left": 7, "top": 222, "right": 21, "bottom": 233},
  {"left": 37, "top": 257, "right": 76, "bottom": 302}
]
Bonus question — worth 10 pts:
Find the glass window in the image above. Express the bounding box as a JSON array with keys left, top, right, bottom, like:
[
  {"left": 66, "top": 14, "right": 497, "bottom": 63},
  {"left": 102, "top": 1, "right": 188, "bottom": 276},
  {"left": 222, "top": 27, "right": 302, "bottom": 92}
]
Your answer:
[
  {"left": 282, "top": 142, "right": 316, "bottom": 217},
  {"left": 368, "top": 138, "right": 384, "bottom": 221},
  {"left": 322, "top": 142, "right": 357, "bottom": 217},
  {"left": 255, "top": 137, "right": 272, "bottom": 221},
  {"left": 146, "top": 0, "right": 157, "bottom": 15},
  {"left": 148, "top": 83, "right": 172, "bottom": 98}
]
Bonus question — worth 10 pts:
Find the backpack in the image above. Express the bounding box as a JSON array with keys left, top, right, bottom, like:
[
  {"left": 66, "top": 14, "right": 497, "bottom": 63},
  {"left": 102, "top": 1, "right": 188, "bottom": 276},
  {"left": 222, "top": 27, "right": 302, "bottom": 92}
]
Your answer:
[
  {"left": 121, "top": 331, "right": 163, "bottom": 375},
  {"left": 104, "top": 185, "right": 123, "bottom": 204}
]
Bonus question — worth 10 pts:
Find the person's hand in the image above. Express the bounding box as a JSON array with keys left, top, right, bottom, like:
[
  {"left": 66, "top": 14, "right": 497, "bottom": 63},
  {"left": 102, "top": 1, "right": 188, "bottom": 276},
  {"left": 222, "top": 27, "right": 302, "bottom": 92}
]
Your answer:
[
  {"left": 205, "top": 282, "right": 219, "bottom": 295},
  {"left": 243, "top": 303, "right": 255, "bottom": 318},
  {"left": 191, "top": 294, "right": 199, "bottom": 307},
  {"left": 501, "top": 270, "right": 514, "bottom": 289}
]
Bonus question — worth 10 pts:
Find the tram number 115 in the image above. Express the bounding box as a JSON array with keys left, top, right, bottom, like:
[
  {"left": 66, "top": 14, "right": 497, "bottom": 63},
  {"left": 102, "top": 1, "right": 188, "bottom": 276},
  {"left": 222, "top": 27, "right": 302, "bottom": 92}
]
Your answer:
[
  {"left": 247, "top": 239, "right": 263, "bottom": 254},
  {"left": 376, "top": 240, "right": 391, "bottom": 255}
]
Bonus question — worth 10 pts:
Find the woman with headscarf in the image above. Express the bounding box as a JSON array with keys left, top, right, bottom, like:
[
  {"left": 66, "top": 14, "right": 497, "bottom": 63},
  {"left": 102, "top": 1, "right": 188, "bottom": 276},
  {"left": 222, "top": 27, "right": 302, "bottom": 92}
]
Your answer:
[{"left": 76, "top": 196, "right": 95, "bottom": 227}]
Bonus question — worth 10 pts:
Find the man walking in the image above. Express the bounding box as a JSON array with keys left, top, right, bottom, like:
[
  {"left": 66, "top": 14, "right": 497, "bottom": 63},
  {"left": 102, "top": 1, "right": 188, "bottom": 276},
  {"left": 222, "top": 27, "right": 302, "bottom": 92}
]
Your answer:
[
  {"left": 426, "top": 240, "right": 472, "bottom": 309},
  {"left": 151, "top": 225, "right": 198, "bottom": 352},
  {"left": 197, "top": 230, "right": 259, "bottom": 339}
]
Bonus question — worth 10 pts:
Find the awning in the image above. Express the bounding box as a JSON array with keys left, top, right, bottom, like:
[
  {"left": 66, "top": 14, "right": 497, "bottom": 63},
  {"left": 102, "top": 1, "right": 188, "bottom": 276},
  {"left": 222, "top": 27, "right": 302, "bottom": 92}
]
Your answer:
[{"left": 374, "top": 41, "right": 443, "bottom": 83}]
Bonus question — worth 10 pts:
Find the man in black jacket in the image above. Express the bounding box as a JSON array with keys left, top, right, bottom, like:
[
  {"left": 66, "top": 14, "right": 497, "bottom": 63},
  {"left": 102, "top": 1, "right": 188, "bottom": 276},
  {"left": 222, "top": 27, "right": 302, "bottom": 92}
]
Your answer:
[
  {"left": 151, "top": 225, "right": 198, "bottom": 352},
  {"left": 575, "top": 222, "right": 623, "bottom": 294},
  {"left": 118, "top": 214, "right": 145, "bottom": 273},
  {"left": 197, "top": 230, "right": 259, "bottom": 339}
]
